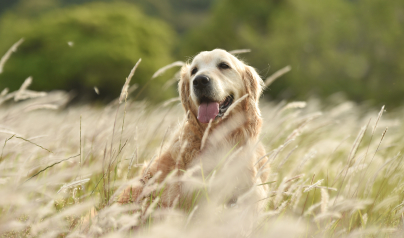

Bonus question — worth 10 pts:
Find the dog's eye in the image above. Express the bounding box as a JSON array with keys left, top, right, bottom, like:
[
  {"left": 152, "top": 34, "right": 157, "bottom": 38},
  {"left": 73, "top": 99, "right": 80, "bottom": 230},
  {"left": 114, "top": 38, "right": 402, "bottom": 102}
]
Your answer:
[
  {"left": 218, "top": 62, "right": 230, "bottom": 69},
  {"left": 191, "top": 67, "right": 198, "bottom": 75}
]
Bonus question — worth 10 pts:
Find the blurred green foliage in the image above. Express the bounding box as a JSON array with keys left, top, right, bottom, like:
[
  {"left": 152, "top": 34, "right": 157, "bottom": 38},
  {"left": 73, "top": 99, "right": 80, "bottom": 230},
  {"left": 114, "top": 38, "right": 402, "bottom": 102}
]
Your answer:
[
  {"left": 125, "top": 0, "right": 213, "bottom": 33},
  {"left": 181, "top": 0, "right": 404, "bottom": 107},
  {"left": 0, "top": 0, "right": 403, "bottom": 107},
  {"left": 0, "top": 1, "right": 176, "bottom": 101}
]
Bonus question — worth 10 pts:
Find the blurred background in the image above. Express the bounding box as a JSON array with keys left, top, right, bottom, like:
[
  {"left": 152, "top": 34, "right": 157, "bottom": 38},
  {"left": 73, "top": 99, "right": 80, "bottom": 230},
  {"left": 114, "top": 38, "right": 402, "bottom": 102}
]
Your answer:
[{"left": 0, "top": 0, "right": 403, "bottom": 107}]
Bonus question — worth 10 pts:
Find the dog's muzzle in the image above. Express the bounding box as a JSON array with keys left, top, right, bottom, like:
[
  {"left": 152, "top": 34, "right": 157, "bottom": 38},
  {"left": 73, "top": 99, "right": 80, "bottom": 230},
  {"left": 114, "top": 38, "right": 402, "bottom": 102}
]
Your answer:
[
  {"left": 193, "top": 75, "right": 213, "bottom": 99},
  {"left": 192, "top": 75, "right": 234, "bottom": 124}
]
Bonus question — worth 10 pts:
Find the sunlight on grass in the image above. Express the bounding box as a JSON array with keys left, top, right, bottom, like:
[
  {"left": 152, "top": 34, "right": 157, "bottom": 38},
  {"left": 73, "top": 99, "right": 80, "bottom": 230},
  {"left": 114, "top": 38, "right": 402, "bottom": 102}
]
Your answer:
[{"left": 1, "top": 55, "right": 404, "bottom": 238}]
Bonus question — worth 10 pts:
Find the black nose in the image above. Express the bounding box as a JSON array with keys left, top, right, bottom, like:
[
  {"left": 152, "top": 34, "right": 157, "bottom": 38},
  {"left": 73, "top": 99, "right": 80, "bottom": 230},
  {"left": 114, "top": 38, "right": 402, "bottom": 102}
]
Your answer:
[{"left": 193, "top": 75, "right": 210, "bottom": 89}]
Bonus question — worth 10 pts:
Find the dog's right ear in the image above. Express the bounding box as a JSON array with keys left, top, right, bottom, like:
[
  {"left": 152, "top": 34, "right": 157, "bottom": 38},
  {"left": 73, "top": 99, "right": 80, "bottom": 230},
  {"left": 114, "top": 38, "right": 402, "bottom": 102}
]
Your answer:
[
  {"left": 179, "top": 64, "right": 191, "bottom": 113},
  {"left": 242, "top": 65, "right": 265, "bottom": 102}
]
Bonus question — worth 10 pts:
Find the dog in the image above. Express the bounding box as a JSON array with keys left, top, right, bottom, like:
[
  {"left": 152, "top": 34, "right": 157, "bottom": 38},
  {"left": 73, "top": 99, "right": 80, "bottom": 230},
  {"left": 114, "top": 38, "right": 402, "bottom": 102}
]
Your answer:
[{"left": 118, "top": 49, "right": 269, "bottom": 210}]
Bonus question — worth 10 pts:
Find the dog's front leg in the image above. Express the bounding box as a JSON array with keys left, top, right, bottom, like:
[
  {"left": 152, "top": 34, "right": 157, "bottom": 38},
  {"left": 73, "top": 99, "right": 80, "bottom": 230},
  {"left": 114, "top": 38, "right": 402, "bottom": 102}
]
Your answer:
[{"left": 118, "top": 151, "right": 179, "bottom": 205}]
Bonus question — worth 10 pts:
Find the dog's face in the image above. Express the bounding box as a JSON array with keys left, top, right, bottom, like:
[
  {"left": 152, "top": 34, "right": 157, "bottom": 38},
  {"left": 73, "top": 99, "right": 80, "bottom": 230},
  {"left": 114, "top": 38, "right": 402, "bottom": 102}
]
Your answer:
[{"left": 179, "top": 49, "right": 264, "bottom": 124}]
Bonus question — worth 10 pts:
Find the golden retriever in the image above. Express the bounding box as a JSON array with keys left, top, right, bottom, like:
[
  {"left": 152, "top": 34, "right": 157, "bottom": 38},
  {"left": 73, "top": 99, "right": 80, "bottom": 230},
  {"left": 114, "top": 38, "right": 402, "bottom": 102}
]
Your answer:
[{"left": 118, "top": 49, "right": 269, "bottom": 210}]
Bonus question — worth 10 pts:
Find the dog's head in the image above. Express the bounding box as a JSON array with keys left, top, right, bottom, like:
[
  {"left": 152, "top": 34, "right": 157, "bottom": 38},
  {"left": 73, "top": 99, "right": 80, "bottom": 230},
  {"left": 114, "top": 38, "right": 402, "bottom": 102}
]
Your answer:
[{"left": 179, "top": 49, "right": 264, "bottom": 124}]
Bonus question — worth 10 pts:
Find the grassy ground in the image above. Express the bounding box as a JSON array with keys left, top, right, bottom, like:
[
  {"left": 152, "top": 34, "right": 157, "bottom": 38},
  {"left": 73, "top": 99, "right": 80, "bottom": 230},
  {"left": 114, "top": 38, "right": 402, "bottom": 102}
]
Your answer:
[
  {"left": 1, "top": 81, "right": 404, "bottom": 237},
  {"left": 1, "top": 40, "right": 404, "bottom": 237}
]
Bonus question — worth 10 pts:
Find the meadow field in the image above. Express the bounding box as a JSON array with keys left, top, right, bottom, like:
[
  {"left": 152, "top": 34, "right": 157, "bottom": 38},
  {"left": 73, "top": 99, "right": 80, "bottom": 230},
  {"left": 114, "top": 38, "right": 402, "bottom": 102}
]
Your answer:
[
  {"left": 1, "top": 1, "right": 403, "bottom": 237},
  {"left": 1, "top": 68, "right": 404, "bottom": 237}
]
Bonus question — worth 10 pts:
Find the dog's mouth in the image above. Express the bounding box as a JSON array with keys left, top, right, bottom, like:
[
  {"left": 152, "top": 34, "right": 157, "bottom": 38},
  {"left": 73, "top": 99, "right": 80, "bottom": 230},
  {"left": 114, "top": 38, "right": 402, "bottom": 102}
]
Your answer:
[
  {"left": 218, "top": 95, "right": 234, "bottom": 117},
  {"left": 197, "top": 95, "right": 234, "bottom": 124}
]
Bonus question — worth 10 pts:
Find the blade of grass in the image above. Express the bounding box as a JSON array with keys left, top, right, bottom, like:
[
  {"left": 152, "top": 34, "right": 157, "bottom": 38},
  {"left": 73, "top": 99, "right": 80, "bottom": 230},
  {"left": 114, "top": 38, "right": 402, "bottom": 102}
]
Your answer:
[
  {"left": 0, "top": 38, "right": 24, "bottom": 74},
  {"left": 25, "top": 154, "right": 80, "bottom": 182},
  {"left": 1, "top": 134, "right": 15, "bottom": 160},
  {"left": 16, "top": 136, "right": 53, "bottom": 153}
]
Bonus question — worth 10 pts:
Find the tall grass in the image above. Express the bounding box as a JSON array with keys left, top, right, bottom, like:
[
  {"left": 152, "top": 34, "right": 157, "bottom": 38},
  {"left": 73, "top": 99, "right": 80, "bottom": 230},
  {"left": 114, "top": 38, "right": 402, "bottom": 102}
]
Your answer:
[{"left": 1, "top": 49, "right": 404, "bottom": 237}]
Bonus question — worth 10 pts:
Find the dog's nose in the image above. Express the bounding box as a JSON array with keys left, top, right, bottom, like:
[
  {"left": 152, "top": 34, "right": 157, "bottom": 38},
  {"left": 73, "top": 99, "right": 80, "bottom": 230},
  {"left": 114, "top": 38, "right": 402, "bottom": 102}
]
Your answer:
[{"left": 193, "top": 75, "right": 210, "bottom": 89}]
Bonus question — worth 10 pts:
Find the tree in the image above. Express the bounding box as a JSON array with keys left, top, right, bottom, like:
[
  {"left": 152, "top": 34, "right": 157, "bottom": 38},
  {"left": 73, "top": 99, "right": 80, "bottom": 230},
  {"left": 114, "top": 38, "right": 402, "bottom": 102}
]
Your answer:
[
  {"left": 181, "top": 0, "right": 404, "bottom": 107},
  {"left": 0, "top": 2, "right": 177, "bottom": 101}
]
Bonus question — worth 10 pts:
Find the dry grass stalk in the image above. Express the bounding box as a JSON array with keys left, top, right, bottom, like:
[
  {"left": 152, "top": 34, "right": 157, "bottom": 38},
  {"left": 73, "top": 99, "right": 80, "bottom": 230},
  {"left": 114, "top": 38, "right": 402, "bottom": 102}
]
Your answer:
[
  {"left": 185, "top": 205, "right": 199, "bottom": 228},
  {"left": 0, "top": 88, "right": 8, "bottom": 96},
  {"left": 14, "top": 77, "right": 32, "bottom": 100},
  {"left": 264, "top": 65, "right": 291, "bottom": 87},
  {"left": 1, "top": 77, "right": 404, "bottom": 237},
  {"left": 229, "top": 49, "right": 251, "bottom": 55},
  {"left": 278, "top": 101, "right": 307, "bottom": 115},
  {"left": 321, "top": 188, "right": 329, "bottom": 214},
  {"left": 152, "top": 61, "right": 184, "bottom": 79},
  {"left": 162, "top": 71, "right": 181, "bottom": 90},
  {"left": 0, "top": 38, "right": 24, "bottom": 74},
  {"left": 162, "top": 97, "right": 180, "bottom": 107},
  {"left": 303, "top": 179, "right": 324, "bottom": 193},
  {"left": 200, "top": 119, "right": 213, "bottom": 150},
  {"left": 24, "top": 104, "right": 59, "bottom": 112},
  {"left": 372, "top": 105, "right": 385, "bottom": 134},
  {"left": 222, "top": 94, "right": 249, "bottom": 120},
  {"left": 11, "top": 77, "right": 47, "bottom": 102},
  {"left": 119, "top": 58, "right": 141, "bottom": 104}
]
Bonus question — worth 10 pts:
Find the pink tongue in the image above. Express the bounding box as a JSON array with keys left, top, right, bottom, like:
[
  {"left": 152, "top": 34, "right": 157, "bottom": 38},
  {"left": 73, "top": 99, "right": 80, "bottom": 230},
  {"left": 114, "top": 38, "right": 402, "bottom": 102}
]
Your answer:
[{"left": 198, "top": 102, "right": 219, "bottom": 123}]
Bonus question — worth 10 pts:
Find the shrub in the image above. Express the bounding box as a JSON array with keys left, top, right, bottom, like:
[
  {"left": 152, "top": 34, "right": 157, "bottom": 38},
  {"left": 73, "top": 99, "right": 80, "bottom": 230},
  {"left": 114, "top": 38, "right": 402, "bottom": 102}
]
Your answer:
[
  {"left": 181, "top": 0, "right": 404, "bottom": 107},
  {"left": 0, "top": 2, "right": 177, "bottom": 101}
]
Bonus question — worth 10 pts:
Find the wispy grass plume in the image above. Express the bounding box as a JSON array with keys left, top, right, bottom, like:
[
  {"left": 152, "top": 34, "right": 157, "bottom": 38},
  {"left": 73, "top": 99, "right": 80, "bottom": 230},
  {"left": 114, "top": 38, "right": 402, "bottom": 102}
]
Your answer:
[{"left": 0, "top": 38, "right": 24, "bottom": 74}]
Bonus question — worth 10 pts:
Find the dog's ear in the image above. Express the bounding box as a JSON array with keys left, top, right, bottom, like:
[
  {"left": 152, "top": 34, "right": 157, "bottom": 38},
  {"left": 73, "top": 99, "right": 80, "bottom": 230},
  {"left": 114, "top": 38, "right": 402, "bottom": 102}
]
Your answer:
[
  {"left": 243, "top": 65, "right": 265, "bottom": 102},
  {"left": 179, "top": 64, "right": 191, "bottom": 113}
]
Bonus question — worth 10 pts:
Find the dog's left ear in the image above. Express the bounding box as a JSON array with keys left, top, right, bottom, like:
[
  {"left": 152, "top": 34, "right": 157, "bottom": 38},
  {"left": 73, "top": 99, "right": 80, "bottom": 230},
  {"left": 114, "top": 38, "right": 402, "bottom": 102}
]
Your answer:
[{"left": 243, "top": 65, "right": 265, "bottom": 102}]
